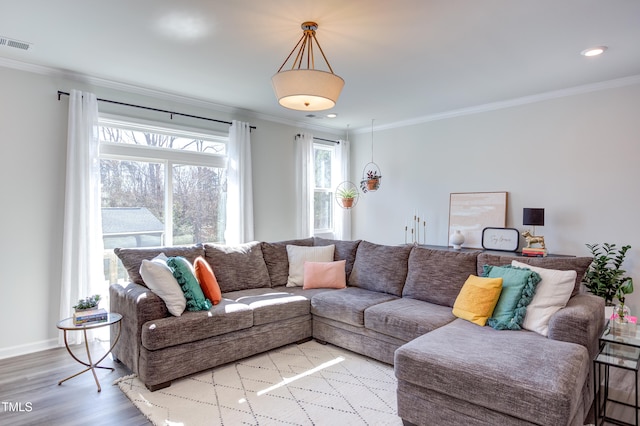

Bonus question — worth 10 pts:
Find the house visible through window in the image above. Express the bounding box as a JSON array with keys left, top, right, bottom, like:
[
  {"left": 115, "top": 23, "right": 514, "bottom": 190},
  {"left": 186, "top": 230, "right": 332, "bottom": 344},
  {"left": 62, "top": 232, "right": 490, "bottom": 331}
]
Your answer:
[
  {"left": 99, "top": 115, "right": 228, "bottom": 284},
  {"left": 313, "top": 142, "right": 336, "bottom": 235}
]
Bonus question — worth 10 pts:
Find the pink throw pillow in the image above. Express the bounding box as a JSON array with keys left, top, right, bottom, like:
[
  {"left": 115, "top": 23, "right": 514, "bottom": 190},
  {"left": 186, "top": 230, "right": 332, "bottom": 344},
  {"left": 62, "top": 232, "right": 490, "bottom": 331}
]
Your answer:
[{"left": 303, "top": 260, "right": 347, "bottom": 289}]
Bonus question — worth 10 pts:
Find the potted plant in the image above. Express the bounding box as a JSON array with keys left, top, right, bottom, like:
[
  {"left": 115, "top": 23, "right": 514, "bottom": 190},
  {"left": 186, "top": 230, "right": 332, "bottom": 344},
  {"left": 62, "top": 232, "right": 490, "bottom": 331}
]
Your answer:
[
  {"left": 337, "top": 187, "right": 358, "bottom": 208},
  {"left": 584, "top": 243, "right": 633, "bottom": 322},
  {"left": 361, "top": 170, "right": 381, "bottom": 192},
  {"left": 73, "top": 294, "right": 102, "bottom": 312}
]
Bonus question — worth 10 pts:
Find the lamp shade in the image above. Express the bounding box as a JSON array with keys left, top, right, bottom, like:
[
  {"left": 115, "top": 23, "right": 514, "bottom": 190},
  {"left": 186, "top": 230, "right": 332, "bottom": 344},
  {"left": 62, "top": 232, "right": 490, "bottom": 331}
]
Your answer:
[
  {"left": 272, "top": 69, "right": 345, "bottom": 111},
  {"left": 523, "top": 208, "right": 545, "bottom": 226}
]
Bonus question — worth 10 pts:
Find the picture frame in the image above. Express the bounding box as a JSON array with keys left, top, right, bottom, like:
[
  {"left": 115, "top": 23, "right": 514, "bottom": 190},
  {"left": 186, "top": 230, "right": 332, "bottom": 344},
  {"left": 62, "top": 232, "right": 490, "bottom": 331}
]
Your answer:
[
  {"left": 481, "top": 227, "right": 519, "bottom": 252},
  {"left": 448, "top": 192, "right": 508, "bottom": 249}
]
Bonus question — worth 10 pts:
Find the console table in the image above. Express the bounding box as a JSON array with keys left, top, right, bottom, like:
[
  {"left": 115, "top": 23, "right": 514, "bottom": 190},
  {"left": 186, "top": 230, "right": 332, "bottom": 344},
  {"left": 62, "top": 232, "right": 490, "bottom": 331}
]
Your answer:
[{"left": 414, "top": 244, "right": 574, "bottom": 258}]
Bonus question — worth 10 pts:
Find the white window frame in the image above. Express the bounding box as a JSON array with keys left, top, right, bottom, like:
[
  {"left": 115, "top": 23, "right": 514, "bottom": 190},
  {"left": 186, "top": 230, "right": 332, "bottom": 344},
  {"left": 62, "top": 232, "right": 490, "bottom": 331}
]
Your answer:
[
  {"left": 98, "top": 113, "right": 228, "bottom": 246},
  {"left": 313, "top": 141, "right": 337, "bottom": 236}
]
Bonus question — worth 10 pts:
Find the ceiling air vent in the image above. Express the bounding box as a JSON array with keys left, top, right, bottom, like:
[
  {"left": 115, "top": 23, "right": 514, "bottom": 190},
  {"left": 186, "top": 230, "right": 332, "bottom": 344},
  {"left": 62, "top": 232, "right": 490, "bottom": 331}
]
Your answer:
[{"left": 0, "top": 36, "right": 32, "bottom": 51}]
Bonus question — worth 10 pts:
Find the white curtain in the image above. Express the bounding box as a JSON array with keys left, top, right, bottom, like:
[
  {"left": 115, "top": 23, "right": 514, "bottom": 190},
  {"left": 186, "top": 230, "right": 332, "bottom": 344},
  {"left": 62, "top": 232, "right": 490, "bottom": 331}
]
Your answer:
[
  {"left": 225, "top": 120, "right": 254, "bottom": 244},
  {"left": 294, "top": 133, "right": 314, "bottom": 238},
  {"left": 334, "top": 138, "right": 351, "bottom": 240},
  {"left": 59, "top": 90, "right": 103, "bottom": 345}
]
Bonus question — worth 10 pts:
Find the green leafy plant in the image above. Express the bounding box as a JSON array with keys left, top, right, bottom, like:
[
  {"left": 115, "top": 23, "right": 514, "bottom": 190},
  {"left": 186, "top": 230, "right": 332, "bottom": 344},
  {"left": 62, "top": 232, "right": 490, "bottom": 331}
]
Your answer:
[
  {"left": 337, "top": 187, "right": 358, "bottom": 200},
  {"left": 584, "top": 243, "right": 633, "bottom": 306},
  {"left": 73, "top": 294, "right": 102, "bottom": 310}
]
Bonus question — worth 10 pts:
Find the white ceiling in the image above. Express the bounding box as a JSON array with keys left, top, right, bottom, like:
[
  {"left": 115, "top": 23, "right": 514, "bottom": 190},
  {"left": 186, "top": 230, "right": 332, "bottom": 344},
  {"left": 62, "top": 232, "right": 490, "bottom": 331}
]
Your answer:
[{"left": 2, "top": 1, "right": 639, "bottom": 132}]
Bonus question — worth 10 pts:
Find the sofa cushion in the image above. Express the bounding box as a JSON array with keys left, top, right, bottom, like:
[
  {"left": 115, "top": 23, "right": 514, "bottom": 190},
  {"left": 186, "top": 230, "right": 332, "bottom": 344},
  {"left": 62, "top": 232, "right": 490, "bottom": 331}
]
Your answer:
[
  {"left": 261, "top": 238, "right": 314, "bottom": 287},
  {"left": 394, "top": 319, "right": 589, "bottom": 426},
  {"left": 403, "top": 247, "right": 480, "bottom": 307},
  {"left": 452, "top": 275, "right": 503, "bottom": 326},
  {"left": 364, "top": 298, "right": 456, "bottom": 342},
  {"left": 477, "top": 253, "right": 592, "bottom": 297},
  {"left": 311, "top": 287, "right": 398, "bottom": 327},
  {"left": 512, "top": 260, "right": 576, "bottom": 337},
  {"left": 115, "top": 244, "right": 204, "bottom": 286},
  {"left": 303, "top": 260, "right": 347, "bottom": 289},
  {"left": 286, "top": 244, "right": 335, "bottom": 287},
  {"left": 349, "top": 241, "right": 412, "bottom": 296},
  {"left": 140, "top": 299, "right": 253, "bottom": 350},
  {"left": 483, "top": 265, "right": 541, "bottom": 330},
  {"left": 313, "top": 237, "right": 361, "bottom": 279},
  {"left": 204, "top": 241, "right": 271, "bottom": 293},
  {"left": 138, "top": 254, "right": 186, "bottom": 316},
  {"left": 229, "top": 290, "right": 310, "bottom": 326},
  {"left": 167, "top": 256, "right": 212, "bottom": 312}
]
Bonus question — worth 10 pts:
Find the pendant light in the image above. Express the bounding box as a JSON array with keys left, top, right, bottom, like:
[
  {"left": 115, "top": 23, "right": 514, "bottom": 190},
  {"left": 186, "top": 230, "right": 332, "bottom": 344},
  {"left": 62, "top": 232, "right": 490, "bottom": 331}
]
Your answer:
[{"left": 271, "top": 21, "right": 345, "bottom": 111}]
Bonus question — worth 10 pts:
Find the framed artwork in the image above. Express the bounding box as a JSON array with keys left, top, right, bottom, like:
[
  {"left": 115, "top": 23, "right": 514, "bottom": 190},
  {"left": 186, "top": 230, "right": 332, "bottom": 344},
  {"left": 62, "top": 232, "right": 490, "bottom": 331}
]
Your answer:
[{"left": 448, "top": 192, "right": 508, "bottom": 249}]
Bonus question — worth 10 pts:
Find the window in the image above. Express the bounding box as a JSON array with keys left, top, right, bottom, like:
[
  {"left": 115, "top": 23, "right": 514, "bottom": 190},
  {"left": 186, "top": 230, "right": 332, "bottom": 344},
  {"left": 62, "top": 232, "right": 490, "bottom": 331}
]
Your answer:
[
  {"left": 313, "top": 142, "right": 336, "bottom": 234},
  {"left": 99, "top": 115, "right": 227, "bottom": 284}
]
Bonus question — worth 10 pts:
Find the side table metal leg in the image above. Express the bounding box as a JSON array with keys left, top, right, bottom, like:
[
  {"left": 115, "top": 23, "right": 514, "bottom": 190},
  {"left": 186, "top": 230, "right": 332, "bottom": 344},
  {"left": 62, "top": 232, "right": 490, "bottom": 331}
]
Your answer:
[{"left": 83, "top": 328, "right": 101, "bottom": 392}]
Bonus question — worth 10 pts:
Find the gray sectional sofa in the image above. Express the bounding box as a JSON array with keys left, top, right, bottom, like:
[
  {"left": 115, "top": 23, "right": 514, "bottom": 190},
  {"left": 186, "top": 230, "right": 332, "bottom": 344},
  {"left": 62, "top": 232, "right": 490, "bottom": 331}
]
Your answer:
[{"left": 109, "top": 237, "right": 603, "bottom": 425}]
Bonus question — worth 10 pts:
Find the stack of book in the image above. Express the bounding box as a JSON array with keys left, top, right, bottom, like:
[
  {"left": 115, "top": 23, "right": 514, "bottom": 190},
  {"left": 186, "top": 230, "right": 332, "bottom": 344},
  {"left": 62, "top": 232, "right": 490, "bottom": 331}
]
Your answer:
[
  {"left": 522, "top": 247, "right": 547, "bottom": 257},
  {"left": 73, "top": 308, "right": 108, "bottom": 326}
]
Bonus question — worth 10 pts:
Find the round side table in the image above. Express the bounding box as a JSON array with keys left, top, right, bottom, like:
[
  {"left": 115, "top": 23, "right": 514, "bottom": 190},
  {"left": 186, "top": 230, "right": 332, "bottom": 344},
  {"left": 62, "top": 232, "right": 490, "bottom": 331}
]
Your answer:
[{"left": 56, "top": 312, "right": 122, "bottom": 392}]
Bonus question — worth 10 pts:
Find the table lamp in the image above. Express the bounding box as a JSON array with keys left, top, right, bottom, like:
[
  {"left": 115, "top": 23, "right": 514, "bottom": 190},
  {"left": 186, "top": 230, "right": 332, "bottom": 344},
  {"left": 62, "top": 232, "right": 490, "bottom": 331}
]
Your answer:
[{"left": 523, "top": 208, "right": 544, "bottom": 236}]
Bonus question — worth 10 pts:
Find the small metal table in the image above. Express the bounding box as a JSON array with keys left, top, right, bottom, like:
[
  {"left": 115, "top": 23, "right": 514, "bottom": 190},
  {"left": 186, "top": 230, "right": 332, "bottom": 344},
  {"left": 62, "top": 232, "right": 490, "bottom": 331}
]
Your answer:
[
  {"left": 594, "top": 320, "right": 640, "bottom": 426},
  {"left": 56, "top": 312, "right": 122, "bottom": 392}
]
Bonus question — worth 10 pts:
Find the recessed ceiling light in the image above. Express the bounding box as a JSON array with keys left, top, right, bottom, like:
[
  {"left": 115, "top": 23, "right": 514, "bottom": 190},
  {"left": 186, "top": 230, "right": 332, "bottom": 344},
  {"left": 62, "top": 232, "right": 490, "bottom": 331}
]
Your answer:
[
  {"left": 326, "top": 113, "right": 337, "bottom": 118},
  {"left": 581, "top": 46, "right": 607, "bottom": 57}
]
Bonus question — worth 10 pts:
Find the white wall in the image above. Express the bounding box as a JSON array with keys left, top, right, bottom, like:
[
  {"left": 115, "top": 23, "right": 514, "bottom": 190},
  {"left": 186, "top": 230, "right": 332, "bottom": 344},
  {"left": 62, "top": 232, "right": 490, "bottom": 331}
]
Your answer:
[
  {"left": 3, "top": 63, "right": 639, "bottom": 358},
  {"left": 0, "top": 65, "right": 339, "bottom": 358},
  {"left": 350, "top": 81, "right": 640, "bottom": 314}
]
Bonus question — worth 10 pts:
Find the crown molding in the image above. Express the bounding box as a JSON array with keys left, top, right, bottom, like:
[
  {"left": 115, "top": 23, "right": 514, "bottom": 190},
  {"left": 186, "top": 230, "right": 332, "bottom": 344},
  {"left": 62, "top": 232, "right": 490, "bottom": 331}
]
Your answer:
[
  {"left": 354, "top": 74, "right": 640, "bottom": 134},
  {"left": 2, "top": 56, "right": 637, "bottom": 137},
  {"left": 0, "top": 57, "right": 345, "bottom": 136}
]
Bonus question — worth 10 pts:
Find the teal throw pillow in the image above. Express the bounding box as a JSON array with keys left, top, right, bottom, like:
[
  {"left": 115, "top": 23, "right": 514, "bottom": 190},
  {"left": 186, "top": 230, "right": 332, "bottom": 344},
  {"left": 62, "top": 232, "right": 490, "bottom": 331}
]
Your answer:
[
  {"left": 167, "top": 256, "right": 212, "bottom": 311},
  {"left": 482, "top": 264, "right": 541, "bottom": 330}
]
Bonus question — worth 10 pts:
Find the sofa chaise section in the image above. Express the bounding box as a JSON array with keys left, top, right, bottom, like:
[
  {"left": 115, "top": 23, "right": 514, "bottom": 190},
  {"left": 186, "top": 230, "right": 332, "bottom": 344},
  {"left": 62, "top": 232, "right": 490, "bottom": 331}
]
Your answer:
[{"left": 395, "top": 318, "right": 590, "bottom": 426}]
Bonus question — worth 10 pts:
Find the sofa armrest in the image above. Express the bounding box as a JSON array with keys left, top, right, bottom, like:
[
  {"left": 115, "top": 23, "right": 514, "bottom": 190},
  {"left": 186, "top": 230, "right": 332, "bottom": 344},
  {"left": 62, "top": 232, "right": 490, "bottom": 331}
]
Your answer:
[
  {"left": 109, "top": 282, "right": 169, "bottom": 373},
  {"left": 547, "top": 293, "right": 604, "bottom": 360}
]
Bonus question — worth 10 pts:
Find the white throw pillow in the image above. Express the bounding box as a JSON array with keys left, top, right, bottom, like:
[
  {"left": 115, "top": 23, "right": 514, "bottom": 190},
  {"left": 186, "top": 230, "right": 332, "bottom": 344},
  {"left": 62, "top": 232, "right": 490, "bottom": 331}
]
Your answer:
[
  {"left": 139, "top": 253, "right": 186, "bottom": 316},
  {"left": 512, "top": 260, "right": 576, "bottom": 336},
  {"left": 286, "top": 244, "right": 335, "bottom": 287}
]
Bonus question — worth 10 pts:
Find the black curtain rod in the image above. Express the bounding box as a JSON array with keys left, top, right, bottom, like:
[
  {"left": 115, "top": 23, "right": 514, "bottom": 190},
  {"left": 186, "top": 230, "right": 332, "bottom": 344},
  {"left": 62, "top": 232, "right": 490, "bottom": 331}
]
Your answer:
[
  {"left": 296, "top": 134, "right": 340, "bottom": 144},
  {"left": 57, "top": 91, "right": 256, "bottom": 130}
]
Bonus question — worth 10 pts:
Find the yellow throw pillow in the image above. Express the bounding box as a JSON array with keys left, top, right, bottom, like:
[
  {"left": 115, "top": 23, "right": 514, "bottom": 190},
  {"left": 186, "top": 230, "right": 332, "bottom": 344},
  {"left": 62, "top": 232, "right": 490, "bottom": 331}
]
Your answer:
[{"left": 452, "top": 275, "right": 503, "bottom": 326}]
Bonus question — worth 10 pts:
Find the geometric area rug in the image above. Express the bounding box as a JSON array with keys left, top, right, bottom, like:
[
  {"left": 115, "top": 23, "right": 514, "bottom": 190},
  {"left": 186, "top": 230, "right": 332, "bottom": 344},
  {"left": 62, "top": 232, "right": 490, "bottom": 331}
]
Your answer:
[{"left": 115, "top": 340, "right": 402, "bottom": 425}]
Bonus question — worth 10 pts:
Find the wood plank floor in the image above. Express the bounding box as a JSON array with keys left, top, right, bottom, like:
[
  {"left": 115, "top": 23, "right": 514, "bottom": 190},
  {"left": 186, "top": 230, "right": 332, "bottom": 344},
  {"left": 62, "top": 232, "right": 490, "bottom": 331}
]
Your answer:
[
  {"left": 0, "top": 341, "right": 149, "bottom": 426},
  {"left": 1, "top": 339, "right": 638, "bottom": 426}
]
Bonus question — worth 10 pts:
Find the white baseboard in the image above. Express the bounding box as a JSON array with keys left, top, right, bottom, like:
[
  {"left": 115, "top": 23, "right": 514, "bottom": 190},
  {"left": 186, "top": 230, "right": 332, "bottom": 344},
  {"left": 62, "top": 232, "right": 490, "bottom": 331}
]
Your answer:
[{"left": 0, "top": 339, "right": 59, "bottom": 360}]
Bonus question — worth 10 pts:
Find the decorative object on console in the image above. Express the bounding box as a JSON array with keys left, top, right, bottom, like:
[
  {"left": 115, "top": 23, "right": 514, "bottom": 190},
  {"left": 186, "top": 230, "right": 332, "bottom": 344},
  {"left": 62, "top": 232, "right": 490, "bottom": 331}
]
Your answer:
[
  {"left": 584, "top": 243, "right": 634, "bottom": 321},
  {"left": 404, "top": 209, "right": 426, "bottom": 245},
  {"left": 481, "top": 227, "right": 519, "bottom": 252},
  {"left": 360, "top": 119, "right": 382, "bottom": 193},
  {"left": 448, "top": 192, "right": 507, "bottom": 248},
  {"left": 335, "top": 181, "right": 359, "bottom": 209},
  {"left": 449, "top": 230, "right": 465, "bottom": 249},
  {"left": 271, "top": 22, "right": 344, "bottom": 111}
]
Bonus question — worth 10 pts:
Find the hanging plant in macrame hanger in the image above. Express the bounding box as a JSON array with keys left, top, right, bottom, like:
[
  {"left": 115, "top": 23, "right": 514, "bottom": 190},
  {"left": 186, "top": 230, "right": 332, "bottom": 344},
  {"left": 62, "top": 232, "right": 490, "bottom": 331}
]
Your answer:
[{"left": 361, "top": 119, "right": 382, "bottom": 193}]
